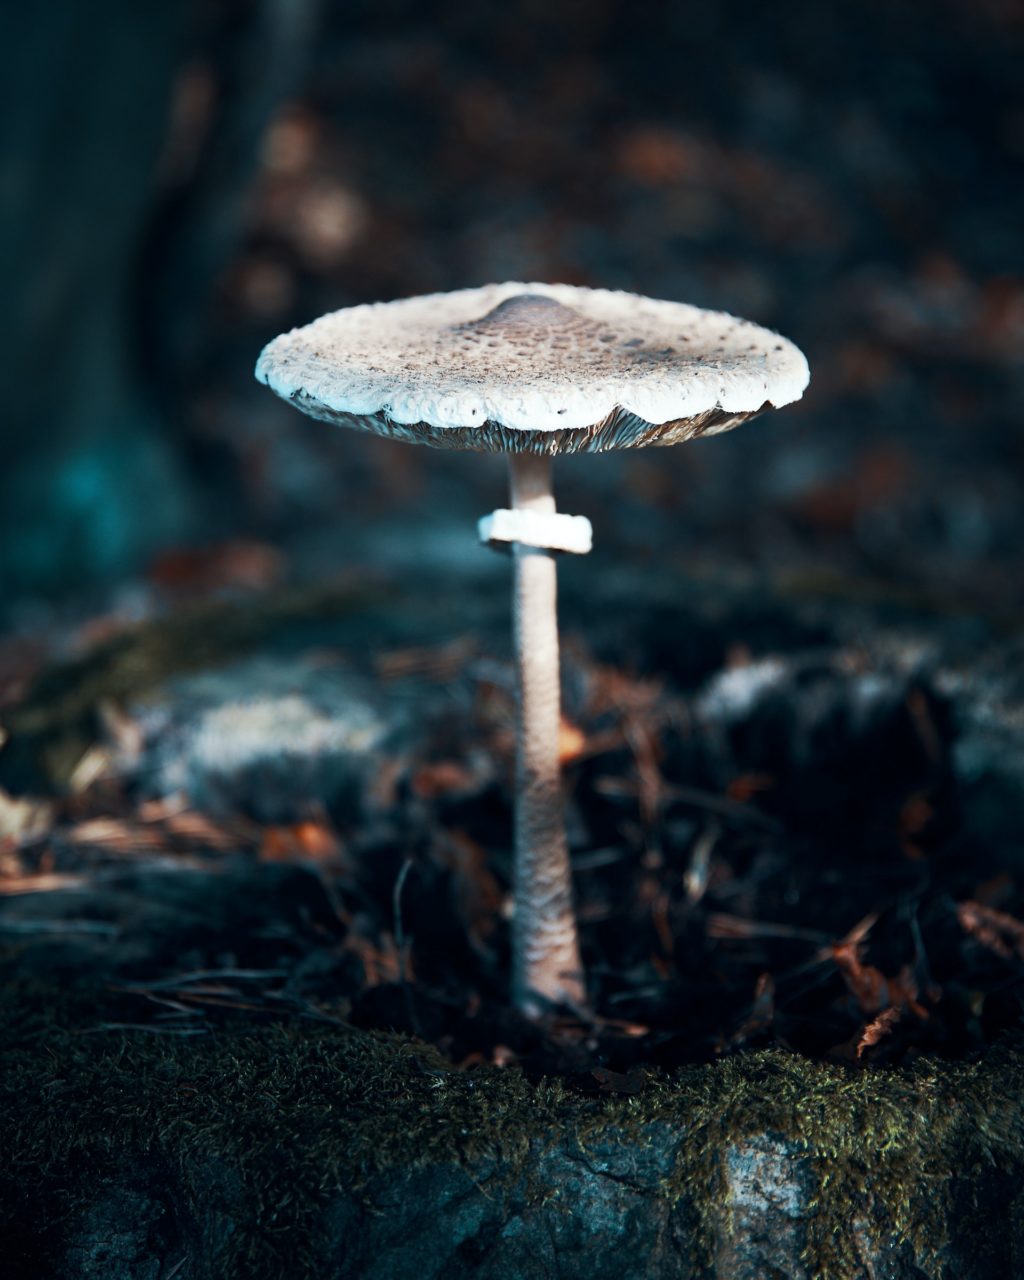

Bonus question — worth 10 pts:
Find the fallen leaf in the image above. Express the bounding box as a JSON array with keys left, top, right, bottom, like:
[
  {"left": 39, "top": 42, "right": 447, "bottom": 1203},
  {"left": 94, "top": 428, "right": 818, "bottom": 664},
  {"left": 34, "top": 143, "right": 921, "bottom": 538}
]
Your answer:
[
  {"left": 729, "top": 972, "right": 775, "bottom": 1048},
  {"left": 149, "top": 539, "right": 286, "bottom": 595},
  {"left": 0, "top": 788, "right": 55, "bottom": 845},
  {"left": 832, "top": 942, "right": 928, "bottom": 1019},
  {"left": 856, "top": 1006, "right": 903, "bottom": 1059},
  {"left": 957, "top": 900, "right": 1024, "bottom": 962},
  {"left": 558, "top": 717, "right": 588, "bottom": 764},
  {"left": 260, "top": 820, "right": 341, "bottom": 865},
  {"left": 725, "top": 773, "right": 775, "bottom": 803},
  {"left": 411, "top": 760, "right": 478, "bottom": 799}
]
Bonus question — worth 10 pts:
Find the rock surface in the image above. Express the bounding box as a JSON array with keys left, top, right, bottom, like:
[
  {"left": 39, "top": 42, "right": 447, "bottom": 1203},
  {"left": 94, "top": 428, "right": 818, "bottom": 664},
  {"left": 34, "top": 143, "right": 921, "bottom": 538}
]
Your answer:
[
  {"left": 6, "top": 1045, "right": 1019, "bottom": 1280},
  {"left": 116, "top": 654, "right": 409, "bottom": 823}
]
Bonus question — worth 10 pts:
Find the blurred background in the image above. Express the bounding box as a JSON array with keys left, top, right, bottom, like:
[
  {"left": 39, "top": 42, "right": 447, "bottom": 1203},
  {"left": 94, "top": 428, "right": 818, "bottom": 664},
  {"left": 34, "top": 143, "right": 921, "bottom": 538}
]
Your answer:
[{"left": 3, "top": 0, "right": 1022, "bottom": 635}]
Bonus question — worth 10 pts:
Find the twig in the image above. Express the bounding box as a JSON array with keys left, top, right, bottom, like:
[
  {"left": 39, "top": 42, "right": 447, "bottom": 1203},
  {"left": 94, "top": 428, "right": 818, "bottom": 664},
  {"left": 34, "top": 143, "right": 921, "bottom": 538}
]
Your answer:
[
  {"left": 594, "top": 775, "right": 780, "bottom": 832},
  {"left": 0, "top": 873, "right": 89, "bottom": 896},
  {"left": 393, "top": 857, "right": 414, "bottom": 958},
  {"left": 113, "top": 968, "right": 288, "bottom": 993},
  {"left": 684, "top": 822, "right": 720, "bottom": 905},
  {"left": 393, "top": 856, "right": 420, "bottom": 1033},
  {"left": 706, "top": 913, "right": 829, "bottom": 943},
  {"left": 570, "top": 846, "right": 628, "bottom": 871}
]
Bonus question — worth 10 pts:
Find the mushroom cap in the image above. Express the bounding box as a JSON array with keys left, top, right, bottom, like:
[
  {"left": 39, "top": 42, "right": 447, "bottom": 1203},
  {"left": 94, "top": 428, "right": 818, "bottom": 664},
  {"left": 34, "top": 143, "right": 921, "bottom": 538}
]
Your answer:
[{"left": 255, "top": 283, "right": 809, "bottom": 455}]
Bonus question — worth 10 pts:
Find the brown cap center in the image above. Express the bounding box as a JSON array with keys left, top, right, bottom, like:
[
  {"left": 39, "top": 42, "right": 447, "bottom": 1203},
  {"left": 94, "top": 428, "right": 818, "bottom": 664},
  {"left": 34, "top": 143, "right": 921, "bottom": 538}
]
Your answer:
[{"left": 459, "top": 293, "right": 586, "bottom": 338}]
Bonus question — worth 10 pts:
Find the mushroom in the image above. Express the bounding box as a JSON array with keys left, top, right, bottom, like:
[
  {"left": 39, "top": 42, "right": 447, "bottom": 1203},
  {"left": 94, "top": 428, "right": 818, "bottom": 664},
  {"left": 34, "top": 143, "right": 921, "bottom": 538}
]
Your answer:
[{"left": 256, "top": 283, "right": 809, "bottom": 1018}]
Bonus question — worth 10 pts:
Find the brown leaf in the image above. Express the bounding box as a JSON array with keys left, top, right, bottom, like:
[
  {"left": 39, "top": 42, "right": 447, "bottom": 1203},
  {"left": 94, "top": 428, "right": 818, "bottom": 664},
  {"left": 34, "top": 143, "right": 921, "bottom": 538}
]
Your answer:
[
  {"left": 259, "top": 820, "right": 341, "bottom": 866},
  {"left": 435, "top": 830, "right": 502, "bottom": 952},
  {"left": 411, "top": 760, "right": 478, "bottom": 800},
  {"left": 957, "top": 900, "right": 1024, "bottom": 962},
  {"left": 832, "top": 942, "right": 928, "bottom": 1019},
  {"left": 832, "top": 942, "right": 892, "bottom": 1015},
  {"left": 856, "top": 1007, "right": 904, "bottom": 1059},
  {"left": 729, "top": 972, "right": 776, "bottom": 1048},
  {"left": 163, "top": 810, "right": 252, "bottom": 851},
  {"left": 67, "top": 817, "right": 169, "bottom": 854},
  {"left": 558, "top": 717, "right": 588, "bottom": 764},
  {"left": 149, "top": 539, "right": 286, "bottom": 595},
  {"left": 352, "top": 931, "right": 404, "bottom": 988},
  {"left": 725, "top": 773, "right": 775, "bottom": 803}
]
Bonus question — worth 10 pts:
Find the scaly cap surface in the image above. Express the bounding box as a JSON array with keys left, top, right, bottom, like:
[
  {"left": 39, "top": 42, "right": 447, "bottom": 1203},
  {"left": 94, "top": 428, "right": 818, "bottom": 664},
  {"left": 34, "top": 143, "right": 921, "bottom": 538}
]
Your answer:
[{"left": 256, "top": 283, "right": 809, "bottom": 454}]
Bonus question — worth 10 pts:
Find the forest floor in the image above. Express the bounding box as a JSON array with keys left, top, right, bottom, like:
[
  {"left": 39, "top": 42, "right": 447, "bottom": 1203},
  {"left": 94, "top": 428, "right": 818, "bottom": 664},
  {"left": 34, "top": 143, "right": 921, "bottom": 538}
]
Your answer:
[
  {"left": 2, "top": 562, "right": 1022, "bottom": 1075},
  {"left": 2, "top": 563, "right": 1024, "bottom": 1277}
]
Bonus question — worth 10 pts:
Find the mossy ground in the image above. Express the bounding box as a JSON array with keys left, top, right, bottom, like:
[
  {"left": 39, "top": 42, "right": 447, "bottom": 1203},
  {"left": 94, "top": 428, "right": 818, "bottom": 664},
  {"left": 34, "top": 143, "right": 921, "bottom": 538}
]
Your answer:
[{"left": 2, "top": 975, "right": 1022, "bottom": 1280}]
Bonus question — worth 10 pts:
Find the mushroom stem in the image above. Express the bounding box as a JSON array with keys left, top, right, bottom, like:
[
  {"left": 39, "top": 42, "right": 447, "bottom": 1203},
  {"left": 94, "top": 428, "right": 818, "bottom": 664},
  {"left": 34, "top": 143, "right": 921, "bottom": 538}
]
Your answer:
[{"left": 508, "top": 452, "right": 586, "bottom": 1018}]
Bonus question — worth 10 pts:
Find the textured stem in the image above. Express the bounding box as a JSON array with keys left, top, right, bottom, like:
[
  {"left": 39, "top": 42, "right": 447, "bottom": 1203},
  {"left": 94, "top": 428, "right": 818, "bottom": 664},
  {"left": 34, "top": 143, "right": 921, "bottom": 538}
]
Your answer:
[{"left": 508, "top": 452, "right": 586, "bottom": 1017}]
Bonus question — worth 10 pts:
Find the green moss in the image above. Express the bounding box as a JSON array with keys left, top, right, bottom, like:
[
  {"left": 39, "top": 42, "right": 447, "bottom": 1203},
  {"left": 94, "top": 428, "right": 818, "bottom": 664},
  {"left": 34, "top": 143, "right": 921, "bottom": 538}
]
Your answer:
[
  {"left": 2, "top": 980, "right": 1022, "bottom": 1279},
  {"left": 0, "top": 988, "right": 558, "bottom": 1277},
  {"left": 586, "top": 1046, "right": 1024, "bottom": 1276}
]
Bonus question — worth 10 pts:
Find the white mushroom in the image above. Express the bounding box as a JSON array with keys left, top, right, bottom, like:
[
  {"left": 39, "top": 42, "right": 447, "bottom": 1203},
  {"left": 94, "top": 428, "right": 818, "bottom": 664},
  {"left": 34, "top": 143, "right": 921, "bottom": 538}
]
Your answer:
[{"left": 257, "top": 283, "right": 809, "bottom": 1019}]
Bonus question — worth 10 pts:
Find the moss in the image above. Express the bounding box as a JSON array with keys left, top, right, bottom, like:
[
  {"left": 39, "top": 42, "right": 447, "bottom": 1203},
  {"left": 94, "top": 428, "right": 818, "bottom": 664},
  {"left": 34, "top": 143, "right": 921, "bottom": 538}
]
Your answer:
[
  {"left": 0, "top": 997, "right": 553, "bottom": 1277},
  {"left": 585, "top": 1046, "right": 1024, "bottom": 1276},
  {"left": 2, "top": 980, "right": 1022, "bottom": 1280}
]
